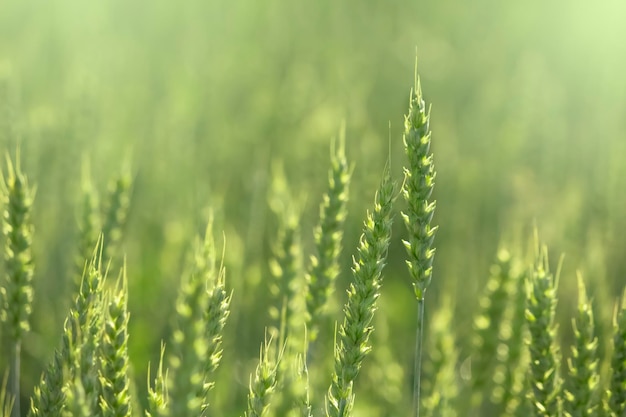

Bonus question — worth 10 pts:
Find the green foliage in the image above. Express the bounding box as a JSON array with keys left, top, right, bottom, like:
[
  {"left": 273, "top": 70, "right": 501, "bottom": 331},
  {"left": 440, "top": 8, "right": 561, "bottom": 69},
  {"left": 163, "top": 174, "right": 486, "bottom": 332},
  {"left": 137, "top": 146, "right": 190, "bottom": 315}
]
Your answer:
[{"left": 1, "top": 27, "right": 626, "bottom": 416}]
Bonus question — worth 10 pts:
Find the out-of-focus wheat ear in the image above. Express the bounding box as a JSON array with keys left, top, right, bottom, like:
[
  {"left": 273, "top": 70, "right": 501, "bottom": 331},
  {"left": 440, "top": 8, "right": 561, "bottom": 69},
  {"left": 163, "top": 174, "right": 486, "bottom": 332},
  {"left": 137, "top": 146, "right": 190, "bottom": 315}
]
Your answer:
[
  {"left": 525, "top": 246, "right": 562, "bottom": 417},
  {"left": 608, "top": 288, "right": 626, "bottom": 415},
  {"left": 98, "top": 269, "right": 132, "bottom": 417},
  {"left": 243, "top": 336, "right": 281, "bottom": 417},
  {"left": 295, "top": 350, "right": 313, "bottom": 417},
  {"left": 470, "top": 249, "right": 513, "bottom": 408},
  {"left": 75, "top": 158, "right": 101, "bottom": 289},
  {"left": 325, "top": 169, "right": 395, "bottom": 417},
  {"left": 422, "top": 296, "right": 458, "bottom": 417},
  {"left": 267, "top": 161, "right": 305, "bottom": 352},
  {"left": 305, "top": 130, "right": 352, "bottom": 344},
  {"left": 266, "top": 161, "right": 308, "bottom": 417},
  {"left": 563, "top": 273, "right": 600, "bottom": 417},
  {"left": 491, "top": 264, "right": 529, "bottom": 416},
  {"left": 1, "top": 373, "right": 15, "bottom": 417},
  {"left": 101, "top": 167, "right": 132, "bottom": 263},
  {"left": 0, "top": 153, "right": 35, "bottom": 417},
  {"left": 146, "top": 342, "right": 169, "bottom": 417},
  {"left": 201, "top": 256, "right": 231, "bottom": 415},
  {"left": 167, "top": 215, "right": 229, "bottom": 417}
]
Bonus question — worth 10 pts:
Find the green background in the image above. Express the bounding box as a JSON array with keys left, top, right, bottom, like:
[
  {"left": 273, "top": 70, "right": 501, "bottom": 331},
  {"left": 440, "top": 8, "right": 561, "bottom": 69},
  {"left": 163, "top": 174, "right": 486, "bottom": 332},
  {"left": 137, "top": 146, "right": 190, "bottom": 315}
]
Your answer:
[{"left": 1, "top": 0, "right": 626, "bottom": 415}]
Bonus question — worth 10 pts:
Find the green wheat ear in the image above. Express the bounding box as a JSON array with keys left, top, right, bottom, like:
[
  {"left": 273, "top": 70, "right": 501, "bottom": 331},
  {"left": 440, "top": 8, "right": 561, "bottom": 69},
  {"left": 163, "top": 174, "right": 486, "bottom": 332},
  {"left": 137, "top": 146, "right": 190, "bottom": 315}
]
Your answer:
[
  {"left": 101, "top": 167, "right": 132, "bottom": 263},
  {"left": 491, "top": 258, "right": 529, "bottom": 416},
  {"left": 267, "top": 160, "right": 305, "bottom": 350},
  {"left": 401, "top": 67, "right": 437, "bottom": 417},
  {"left": 325, "top": 167, "right": 395, "bottom": 417},
  {"left": 98, "top": 270, "right": 132, "bottom": 417},
  {"left": 563, "top": 273, "right": 600, "bottom": 417},
  {"left": 608, "top": 288, "right": 626, "bottom": 415},
  {"left": 401, "top": 75, "right": 437, "bottom": 301},
  {"left": 470, "top": 249, "right": 514, "bottom": 408},
  {"left": 525, "top": 245, "right": 562, "bottom": 417},
  {"left": 266, "top": 161, "right": 307, "bottom": 417},
  {"left": 201, "top": 258, "right": 231, "bottom": 415},
  {"left": 145, "top": 342, "right": 169, "bottom": 417},
  {"left": 305, "top": 131, "right": 351, "bottom": 343},
  {"left": 243, "top": 336, "right": 281, "bottom": 417},
  {"left": 0, "top": 152, "right": 35, "bottom": 417},
  {"left": 75, "top": 158, "right": 101, "bottom": 287},
  {"left": 28, "top": 356, "right": 65, "bottom": 417},
  {"left": 166, "top": 215, "right": 231, "bottom": 417},
  {"left": 70, "top": 236, "right": 107, "bottom": 415}
]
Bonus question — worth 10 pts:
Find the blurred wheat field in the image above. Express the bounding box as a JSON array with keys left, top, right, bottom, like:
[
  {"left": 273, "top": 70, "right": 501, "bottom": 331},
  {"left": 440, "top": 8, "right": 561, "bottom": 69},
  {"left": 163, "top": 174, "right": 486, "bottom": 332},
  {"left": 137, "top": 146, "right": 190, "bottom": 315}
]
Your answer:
[{"left": 1, "top": 1, "right": 626, "bottom": 416}]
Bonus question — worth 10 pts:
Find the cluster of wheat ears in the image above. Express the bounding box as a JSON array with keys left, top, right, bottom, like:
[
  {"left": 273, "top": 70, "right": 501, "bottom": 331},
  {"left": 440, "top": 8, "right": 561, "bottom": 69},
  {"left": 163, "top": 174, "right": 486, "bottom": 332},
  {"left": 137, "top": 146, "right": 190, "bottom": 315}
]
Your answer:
[{"left": 1, "top": 69, "right": 626, "bottom": 417}]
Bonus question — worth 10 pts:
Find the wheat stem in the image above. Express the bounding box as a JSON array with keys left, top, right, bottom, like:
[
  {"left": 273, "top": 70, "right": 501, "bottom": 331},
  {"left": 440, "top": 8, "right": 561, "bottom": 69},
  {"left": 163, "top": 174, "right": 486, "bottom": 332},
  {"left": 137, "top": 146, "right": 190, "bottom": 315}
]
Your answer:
[{"left": 412, "top": 298, "right": 425, "bottom": 417}]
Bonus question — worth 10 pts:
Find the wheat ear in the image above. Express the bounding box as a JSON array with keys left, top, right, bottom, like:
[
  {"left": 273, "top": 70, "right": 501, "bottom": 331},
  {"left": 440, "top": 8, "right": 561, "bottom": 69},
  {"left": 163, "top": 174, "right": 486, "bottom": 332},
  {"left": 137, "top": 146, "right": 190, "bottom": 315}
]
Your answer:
[
  {"left": 325, "top": 168, "right": 395, "bottom": 417},
  {"left": 0, "top": 154, "right": 35, "bottom": 417}
]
